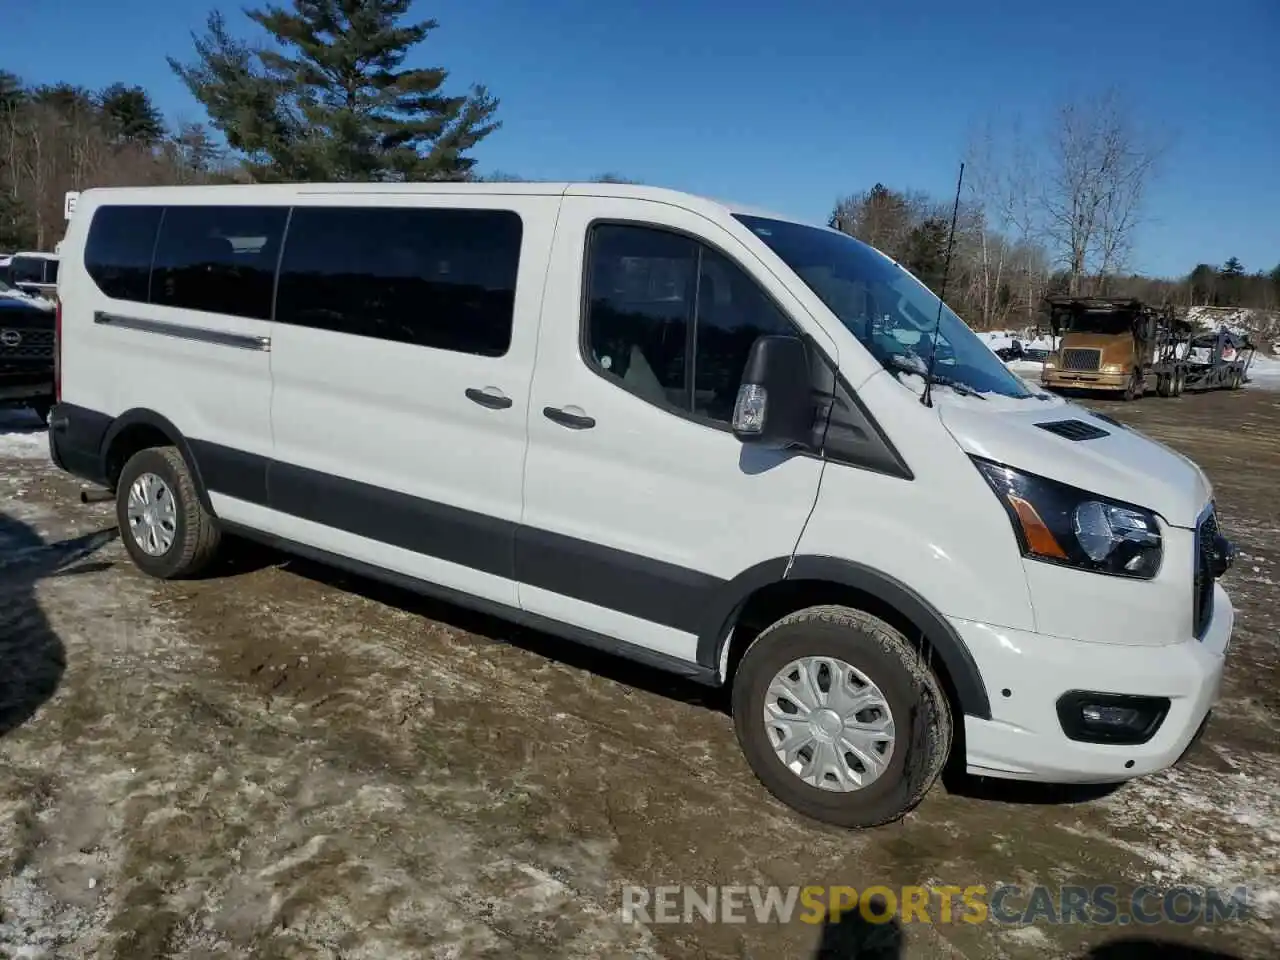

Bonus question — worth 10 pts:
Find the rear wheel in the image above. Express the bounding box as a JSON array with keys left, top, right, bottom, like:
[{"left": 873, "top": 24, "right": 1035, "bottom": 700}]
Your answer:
[
  {"left": 732, "top": 605, "right": 952, "bottom": 828},
  {"left": 1172, "top": 369, "right": 1185, "bottom": 397},
  {"left": 1156, "top": 374, "right": 1171, "bottom": 398},
  {"left": 116, "top": 446, "right": 221, "bottom": 579}
]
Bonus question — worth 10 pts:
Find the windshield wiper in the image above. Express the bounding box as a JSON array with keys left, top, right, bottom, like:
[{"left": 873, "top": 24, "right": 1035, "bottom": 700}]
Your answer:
[{"left": 887, "top": 355, "right": 987, "bottom": 400}]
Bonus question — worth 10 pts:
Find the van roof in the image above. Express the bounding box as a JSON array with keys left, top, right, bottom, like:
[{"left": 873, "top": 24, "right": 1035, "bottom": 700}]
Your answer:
[{"left": 75, "top": 181, "right": 819, "bottom": 232}]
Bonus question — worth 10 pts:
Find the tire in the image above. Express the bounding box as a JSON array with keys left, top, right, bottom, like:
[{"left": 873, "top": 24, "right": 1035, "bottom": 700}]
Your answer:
[
  {"left": 732, "top": 605, "right": 952, "bottom": 828},
  {"left": 116, "top": 446, "right": 221, "bottom": 579},
  {"left": 1172, "top": 370, "right": 1185, "bottom": 397},
  {"left": 1156, "top": 374, "right": 1171, "bottom": 398}
]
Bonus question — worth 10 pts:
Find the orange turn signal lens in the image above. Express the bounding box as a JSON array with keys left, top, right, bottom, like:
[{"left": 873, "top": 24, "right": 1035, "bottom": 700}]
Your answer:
[{"left": 1006, "top": 495, "right": 1069, "bottom": 559}]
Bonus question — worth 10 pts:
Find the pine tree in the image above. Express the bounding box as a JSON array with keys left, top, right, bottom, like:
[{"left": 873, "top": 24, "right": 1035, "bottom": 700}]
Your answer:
[
  {"left": 1220, "top": 257, "right": 1245, "bottom": 307},
  {"left": 1188, "top": 264, "right": 1218, "bottom": 305},
  {"left": 169, "top": 1, "right": 499, "bottom": 182},
  {"left": 99, "top": 84, "right": 166, "bottom": 146},
  {"left": 0, "top": 71, "right": 23, "bottom": 111},
  {"left": 29, "top": 83, "right": 96, "bottom": 120},
  {"left": 902, "top": 216, "right": 949, "bottom": 295}
]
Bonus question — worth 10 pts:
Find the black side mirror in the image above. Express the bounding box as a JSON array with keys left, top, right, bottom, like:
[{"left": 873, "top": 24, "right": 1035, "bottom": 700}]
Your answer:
[{"left": 732, "top": 334, "right": 812, "bottom": 449}]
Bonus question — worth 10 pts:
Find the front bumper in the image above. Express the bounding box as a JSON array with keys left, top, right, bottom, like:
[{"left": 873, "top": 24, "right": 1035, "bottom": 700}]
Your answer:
[
  {"left": 954, "top": 581, "right": 1232, "bottom": 782},
  {"left": 1041, "top": 370, "right": 1129, "bottom": 391}
]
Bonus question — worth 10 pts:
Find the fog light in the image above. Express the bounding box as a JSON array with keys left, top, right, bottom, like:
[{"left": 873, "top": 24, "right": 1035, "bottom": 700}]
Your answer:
[
  {"left": 1081, "top": 704, "right": 1142, "bottom": 727},
  {"left": 1057, "top": 692, "right": 1170, "bottom": 745}
]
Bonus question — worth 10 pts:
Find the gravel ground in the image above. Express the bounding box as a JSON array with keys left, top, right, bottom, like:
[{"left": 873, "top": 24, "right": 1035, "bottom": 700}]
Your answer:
[{"left": 1, "top": 389, "right": 1278, "bottom": 959}]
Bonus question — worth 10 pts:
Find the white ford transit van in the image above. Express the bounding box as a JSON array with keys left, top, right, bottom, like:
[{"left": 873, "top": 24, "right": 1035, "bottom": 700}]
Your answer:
[{"left": 48, "top": 183, "right": 1235, "bottom": 827}]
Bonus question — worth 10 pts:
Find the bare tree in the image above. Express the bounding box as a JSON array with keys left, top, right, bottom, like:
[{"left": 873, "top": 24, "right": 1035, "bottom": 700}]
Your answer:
[
  {"left": 963, "top": 116, "right": 1051, "bottom": 328},
  {"left": 0, "top": 82, "right": 241, "bottom": 250},
  {"left": 1041, "top": 89, "right": 1163, "bottom": 295},
  {"left": 963, "top": 127, "right": 1008, "bottom": 327}
]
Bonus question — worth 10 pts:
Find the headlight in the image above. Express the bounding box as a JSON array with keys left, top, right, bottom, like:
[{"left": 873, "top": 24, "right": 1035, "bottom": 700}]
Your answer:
[
  {"left": 1102, "top": 363, "right": 1127, "bottom": 374},
  {"left": 973, "top": 458, "right": 1163, "bottom": 579}
]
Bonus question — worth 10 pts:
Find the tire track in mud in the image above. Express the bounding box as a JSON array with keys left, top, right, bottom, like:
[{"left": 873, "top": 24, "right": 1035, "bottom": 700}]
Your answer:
[{"left": 1, "top": 501, "right": 664, "bottom": 957}]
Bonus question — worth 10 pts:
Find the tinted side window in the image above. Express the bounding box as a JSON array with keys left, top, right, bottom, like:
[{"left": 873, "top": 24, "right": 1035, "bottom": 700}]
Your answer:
[
  {"left": 275, "top": 207, "right": 522, "bottom": 357},
  {"left": 151, "top": 206, "right": 287, "bottom": 319},
  {"left": 85, "top": 206, "right": 162, "bottom": 302},
  {"left": 585, "top": 224, "right": 697, "bottom": 409},
  {"left": 584, "top": 224, "right": 797, "bottom": 423},
  {"left": 692, "top": 246, "right": 794, "bottom": 422}
]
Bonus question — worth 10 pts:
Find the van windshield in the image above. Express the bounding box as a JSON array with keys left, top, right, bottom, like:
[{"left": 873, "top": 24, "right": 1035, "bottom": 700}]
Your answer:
[{"left": 735, "top": 215, "right": 1031, "bottom": 399}]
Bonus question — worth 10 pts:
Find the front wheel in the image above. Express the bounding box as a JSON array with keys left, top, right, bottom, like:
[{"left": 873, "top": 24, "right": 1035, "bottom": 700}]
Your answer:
[
  {"left": 1122, "top": 372, "right": 1140, "bottom": 401},
  {"left": 116, "top": 446, "right": 222, "bottom": 579},
  {"left": 732, "top": 605, "right": 952, "bottom": 828}
]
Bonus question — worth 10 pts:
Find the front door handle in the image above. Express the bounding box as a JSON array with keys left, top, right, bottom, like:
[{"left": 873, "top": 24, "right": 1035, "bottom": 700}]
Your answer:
[
  {"left": 543, "top": 405, "right": 596, "bottom": 429},
  {"left": 465, "top": 387, "right": 512, "bottom": 410}
]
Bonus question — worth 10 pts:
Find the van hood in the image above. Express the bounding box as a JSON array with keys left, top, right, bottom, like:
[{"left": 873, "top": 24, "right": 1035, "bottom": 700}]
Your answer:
[{"left": 938, "top": 398, "right": 1211, "bottom": 528}]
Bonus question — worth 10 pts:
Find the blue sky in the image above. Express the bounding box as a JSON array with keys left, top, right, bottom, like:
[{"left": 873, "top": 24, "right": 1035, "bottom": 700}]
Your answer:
[{"left": 3, "top": 0, "right": 1276, "bottom": 277}]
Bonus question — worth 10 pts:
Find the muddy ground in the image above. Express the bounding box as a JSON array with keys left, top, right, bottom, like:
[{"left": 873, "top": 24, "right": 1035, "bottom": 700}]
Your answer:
[{"left": 1, "top": 389, "right": 1278, "bottom": 959}]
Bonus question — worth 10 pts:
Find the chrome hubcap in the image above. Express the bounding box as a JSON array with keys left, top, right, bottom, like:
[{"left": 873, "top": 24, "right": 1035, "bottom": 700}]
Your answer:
[
  {"left": 763, "top": 656, "right": 896, "bottom": 792},
  {"left": 126, "top": 472, "right": 178, "bottom": 557}
]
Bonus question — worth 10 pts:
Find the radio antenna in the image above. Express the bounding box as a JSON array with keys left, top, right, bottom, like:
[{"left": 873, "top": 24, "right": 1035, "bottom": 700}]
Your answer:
[{"left": 921, "top": 161, "right": 965, "bottom": 408}]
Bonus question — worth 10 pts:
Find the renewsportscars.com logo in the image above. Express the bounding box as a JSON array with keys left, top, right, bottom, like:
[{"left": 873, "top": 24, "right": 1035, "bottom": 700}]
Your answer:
[{"left": 620, "top": 883, "right": 1254, "bottom": 927}]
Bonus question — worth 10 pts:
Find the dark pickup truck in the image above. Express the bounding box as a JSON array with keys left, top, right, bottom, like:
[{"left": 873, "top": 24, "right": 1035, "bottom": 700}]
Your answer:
[{"left": 0, "top": 292, "right": 55, "bottom": 423}]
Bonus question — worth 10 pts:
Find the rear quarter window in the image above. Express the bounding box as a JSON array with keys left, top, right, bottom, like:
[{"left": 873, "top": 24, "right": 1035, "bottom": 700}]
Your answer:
[{"left": 84, "top": 206, "right": 163, "bottom": 302}]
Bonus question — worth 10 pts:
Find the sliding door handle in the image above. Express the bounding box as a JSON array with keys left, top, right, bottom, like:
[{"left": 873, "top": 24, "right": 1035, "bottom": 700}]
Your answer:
[
  {"left": 465, "top": 387, "right": 513, "bottom": 410},
  {"left": 543, "top": 406, "right": 596, "bottom": 429}
]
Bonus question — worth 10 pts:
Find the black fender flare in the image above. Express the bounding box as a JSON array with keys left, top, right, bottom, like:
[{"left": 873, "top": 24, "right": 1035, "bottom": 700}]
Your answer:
[
  {"left": 696, "top": 555, "right": 992, "bottom": 720},
  {"left": 100, "top": 408, "right": 217, "bottom": 516}
]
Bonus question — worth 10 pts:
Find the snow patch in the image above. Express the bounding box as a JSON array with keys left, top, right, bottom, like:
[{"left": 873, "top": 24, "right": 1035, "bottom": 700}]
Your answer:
[
  {"left": 978, "top": 330, "right": 1054, "bottom": 353},
  {"left": 1063, "top": 751, "right": 1280, "bottom": 920},
  {"left": 1245, "top": 353, "right": 1280, "bottom": 391},
  {"left": 0, "top": 409, "right": 49, "bottom": 461},
  {"left": 0, "top": 285, "right": 55, "bottom": 310},
  {"left": 1001, "top": 924, "right": 1051, "bottom": 945}
]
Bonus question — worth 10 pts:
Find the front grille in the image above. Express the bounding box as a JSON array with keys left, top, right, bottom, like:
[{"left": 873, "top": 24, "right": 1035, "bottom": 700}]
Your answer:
[
  {"left": 1193, "top": 508, "right": 1218, "bottom": 639},
  {"left": 0, "top": 329, "right": 54, "bottom": 360},
  {"left": 1061, "top": 348, "right": 1102, "bottom": 372}
]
